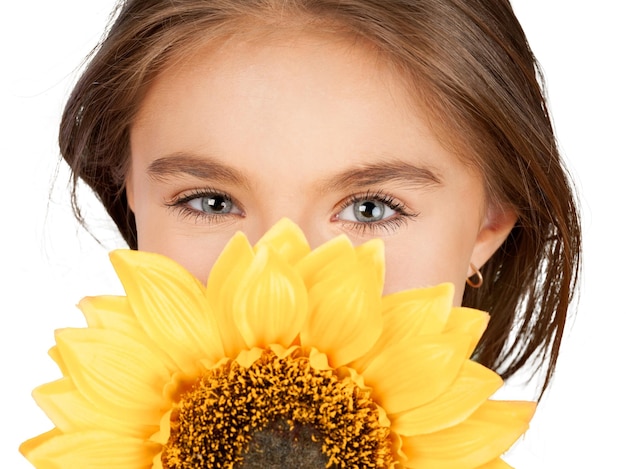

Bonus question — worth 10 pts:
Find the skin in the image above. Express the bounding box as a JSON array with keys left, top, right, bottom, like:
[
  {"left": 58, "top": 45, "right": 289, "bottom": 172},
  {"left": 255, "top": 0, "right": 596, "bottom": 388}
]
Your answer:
[{"left": 127, "top": 30, "right": 516, "bottom": 305}]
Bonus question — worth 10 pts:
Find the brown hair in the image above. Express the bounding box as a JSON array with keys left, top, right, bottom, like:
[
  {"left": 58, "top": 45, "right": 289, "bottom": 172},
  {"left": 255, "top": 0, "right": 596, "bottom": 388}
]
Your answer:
[{"left": 59, "top": 0, "right": 581, "bottom": 397}]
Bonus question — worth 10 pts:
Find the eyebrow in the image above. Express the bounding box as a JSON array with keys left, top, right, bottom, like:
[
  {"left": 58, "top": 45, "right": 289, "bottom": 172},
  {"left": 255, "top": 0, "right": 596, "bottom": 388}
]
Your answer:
[
  {"left": 147, "top": 153, "right": 249, "bottom": 187},
  {"left": 318, "top": 160, "right": 442, "bottom": 192},
  {"left": 146, "top": 152, "right": 442, "bottom": 191}
]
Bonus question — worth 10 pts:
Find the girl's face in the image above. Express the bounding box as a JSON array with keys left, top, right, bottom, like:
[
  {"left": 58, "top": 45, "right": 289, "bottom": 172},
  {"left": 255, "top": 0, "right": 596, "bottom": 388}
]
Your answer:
[{"left": 127, "top": 31, "right": 515, "bottom": 305}]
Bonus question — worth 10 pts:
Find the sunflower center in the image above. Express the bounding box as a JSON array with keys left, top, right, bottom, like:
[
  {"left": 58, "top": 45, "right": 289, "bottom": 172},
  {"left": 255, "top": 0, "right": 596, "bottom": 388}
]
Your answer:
[
  {"left": 161, "top": 349, "right": 392, "bottom": 469},
  {"left": 235, "top": 419, "right": 328, "bottom": 468}
]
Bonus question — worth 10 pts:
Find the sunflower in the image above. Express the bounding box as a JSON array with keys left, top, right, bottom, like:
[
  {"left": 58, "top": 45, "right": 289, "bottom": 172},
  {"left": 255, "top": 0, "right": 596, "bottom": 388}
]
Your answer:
[{"left": 21, "top": 219, "right": 535, "bottom": 469}]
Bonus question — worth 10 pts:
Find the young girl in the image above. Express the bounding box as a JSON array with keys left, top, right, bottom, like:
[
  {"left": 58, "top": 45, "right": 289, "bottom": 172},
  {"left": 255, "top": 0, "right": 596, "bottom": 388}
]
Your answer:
[{"left": 61, "top": 0, "right": 580, "bottom": 402}]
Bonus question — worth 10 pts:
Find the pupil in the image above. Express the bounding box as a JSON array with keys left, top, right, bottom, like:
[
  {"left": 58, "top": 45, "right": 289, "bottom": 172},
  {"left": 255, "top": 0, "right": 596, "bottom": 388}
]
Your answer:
[
  {"left": 355, "top": 200, "right": 383, "bottom": 221},
  {"left": 202, "top": 195, "right": 231, "bottom": 213}
]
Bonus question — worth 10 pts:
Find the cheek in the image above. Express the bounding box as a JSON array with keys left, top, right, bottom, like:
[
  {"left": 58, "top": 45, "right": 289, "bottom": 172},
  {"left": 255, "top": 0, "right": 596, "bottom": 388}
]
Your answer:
[
  {"left": 383, "top": 246, "right": 469, "bottom": 303},
  {"left": 133, "top": 204, "right": 235, "bottom": 284},
  {"left": 380, "top": 224, "right": 478, "bottom": 305},
  {"left": 140, "top": 231, "right": 236, "bottom": 284}
]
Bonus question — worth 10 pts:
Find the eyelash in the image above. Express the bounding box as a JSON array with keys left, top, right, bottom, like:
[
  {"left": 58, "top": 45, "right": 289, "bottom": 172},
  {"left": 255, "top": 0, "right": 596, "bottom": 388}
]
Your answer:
[
  {"left": 166, "top": 188, "right": 243, "bottom": 223},
  {"left": 166, "top": 187, "right": 419, "bottom": 234},
  {"left": 334, "top": 190, "right": 419, "bottom": 235}
]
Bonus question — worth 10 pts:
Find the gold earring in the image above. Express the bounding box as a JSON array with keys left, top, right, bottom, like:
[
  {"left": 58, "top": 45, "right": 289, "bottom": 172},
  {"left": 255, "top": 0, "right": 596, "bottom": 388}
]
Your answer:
[{"left": 466, "top": 262, "right": 483, "bottom": 288}]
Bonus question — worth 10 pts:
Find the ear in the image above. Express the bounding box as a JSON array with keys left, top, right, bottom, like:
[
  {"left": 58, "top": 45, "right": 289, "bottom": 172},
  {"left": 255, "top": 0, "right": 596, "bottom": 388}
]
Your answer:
[{"left": 467, "top": 204, "right": 517, "bottom": 276}]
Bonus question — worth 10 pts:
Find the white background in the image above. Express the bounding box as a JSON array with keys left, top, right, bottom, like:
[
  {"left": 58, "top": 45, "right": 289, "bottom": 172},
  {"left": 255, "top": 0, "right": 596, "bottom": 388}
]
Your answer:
[{"left": 1, "top": 1, "right": 624, "bottom": 467}]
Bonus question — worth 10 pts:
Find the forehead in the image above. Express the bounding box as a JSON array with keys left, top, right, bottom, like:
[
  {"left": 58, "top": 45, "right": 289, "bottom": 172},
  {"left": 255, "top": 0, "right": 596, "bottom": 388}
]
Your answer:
[
  {"left": 141, "top": 29, "right": 415, "bottom": 114},
  {"left": 137, "top": 24, "right": 479, "bottom": 170},
  {"left": 130, "top": 28, "right": 480, "bottom": 195},
  {"left": 135, "top": 31, "right": 431, "bottom": 144}
]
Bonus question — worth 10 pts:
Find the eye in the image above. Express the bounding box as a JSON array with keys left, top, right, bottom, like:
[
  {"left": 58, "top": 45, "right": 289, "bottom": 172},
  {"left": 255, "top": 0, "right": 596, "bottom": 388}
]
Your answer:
[
  {"left": 334, "top": 190, "right": 419, "bottom": 235},
  {"left": 188, "top": 193, "right": 238, "bottom": 215},
  {"left": 167, "top": 189, "right": 243, "bottom": 222},
  {"left": 337, "top": 196, "right": 397, "bottom": 223}
]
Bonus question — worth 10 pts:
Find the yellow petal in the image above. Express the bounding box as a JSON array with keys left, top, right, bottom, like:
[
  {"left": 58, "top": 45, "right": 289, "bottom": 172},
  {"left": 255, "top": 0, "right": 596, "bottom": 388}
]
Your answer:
[
  {"left": 110, "top": 249, "right": 224, "bottom": 372},
  {"left": 267, "top": 343, "right": 299, "bottom": 360},
  {"left": 391, "top": 360, "right": 503, "bottom": 435},
  {"left": 48, "top": 346, "right": 68, "bottom": 377},
  {"left": 351, "top": 284, "right": 454, "bottom": 371},
  {"left": 207, "top": 232, "right": 254, "bottom": 299},
  {"left": 231, "top": 245, "right": 308, "bottom": 349},
  {"left": 54, "top": 328, "right": 168, "bottom": 425},
  {"left": 253, "top": 218, "right": 310, "bottom": 265},
  {"left": 81, "top": 295, "right": 134, "bottom": 329},
  {"left": 297, "top": 235, "right": 383, "bottom": 296},
  {"left": 153, "top": 452, "right": 165, "bottom": 469},
  {"left": 79, "top": 295, "right": 178, "bottom": 372},
  {"left": 21, "top": 430, "right": 160, "bottom": 469},
  {"left": 207, "top": 232, "right": 254, "bottom": 357},
  {"left": 444, "top": 307, "right": 490, "bottom": 358},
  {"left": 234, "top": 347, "right": 264, "bottom": 368},
  {"left": 355, "top": 238, "right": 385, "bottom": 291},
  {"left": 301, "top": 258, "right": 383, "bottom": 367},
  {"left": 360, "top": 334, "right": 471, "bottom": 414},
  {"left": 475, "top": 458, "right": 514, "bottom": 469},
  {"left": 472, "top": 399, "right": 536, "bottom": 425},
  {"left": 382, "top": 284, "right": 454, "bottom": 336},
  {"left": 296, "top": 234, "right": 356, "bottom": 288},
  {"left": 20, "top": 428, "right": 61, "bottom": 461},
  {"left": 150, "top": 409, "right": 173, "bottom": 445},
  {"left": 402, "top": 400, "right": 535, "bottom": 469},
  {"left": 33, "top": 378, "right": 156, "bottom": 439},
  {"left": 308, "top": 347, "right": 332, "bottom": 371}
]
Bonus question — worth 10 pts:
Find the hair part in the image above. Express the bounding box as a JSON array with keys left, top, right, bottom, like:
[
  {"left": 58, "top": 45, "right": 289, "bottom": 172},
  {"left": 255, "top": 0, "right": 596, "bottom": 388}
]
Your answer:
[{"left": 60, "top": 0, "right": 581, "bottom": 398}]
